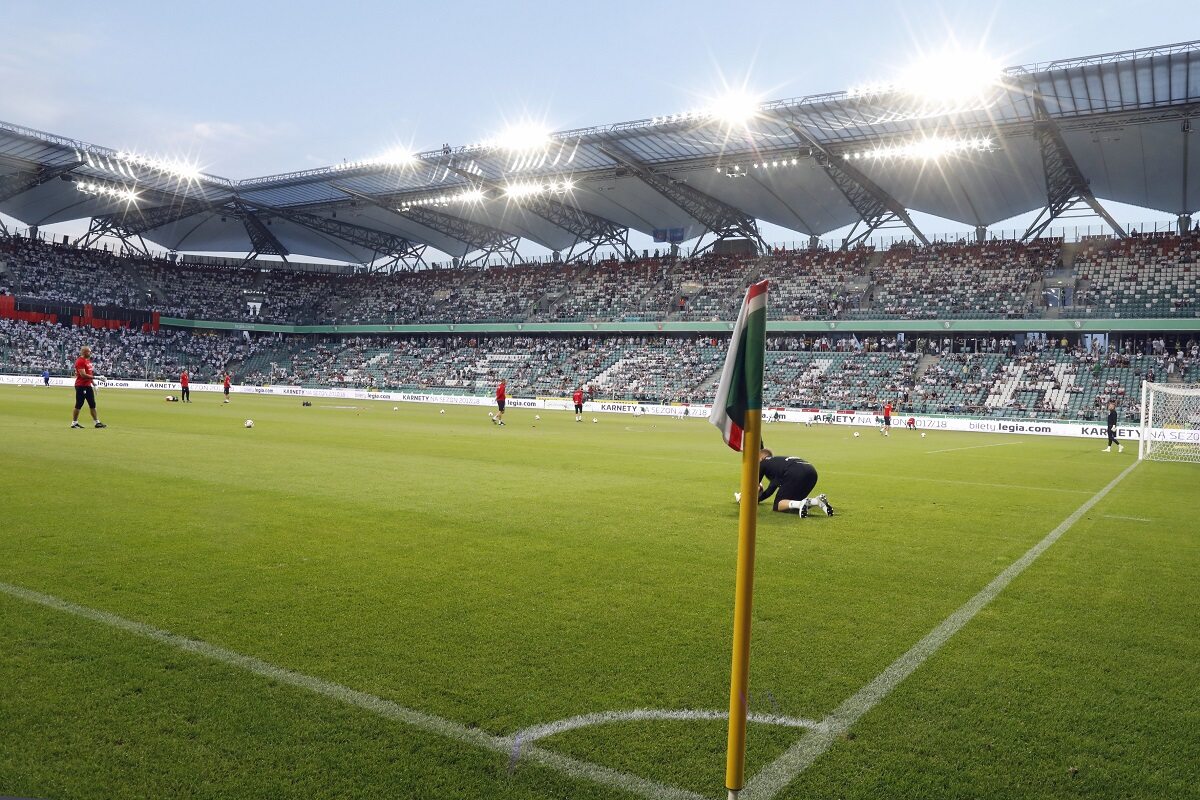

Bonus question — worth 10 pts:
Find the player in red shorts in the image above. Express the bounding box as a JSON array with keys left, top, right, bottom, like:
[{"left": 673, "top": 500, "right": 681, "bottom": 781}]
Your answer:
[
  {"left": 180, "top": 369, "right": 190, "bottom": 403},
  {"left": 223, "top": 372, "right": 232, "bottom": 403},
  {"left": 70, "top": 346, "right": 106, "bottom": 429},
  {"left": 572, "top": 387, "right": 584, "bottom": 422},
  {"left": 880, "top": 401, "right": 892, "bottom": 437},
  {"left": 493, "top": 379, "right": 507, "bottom": 426}
]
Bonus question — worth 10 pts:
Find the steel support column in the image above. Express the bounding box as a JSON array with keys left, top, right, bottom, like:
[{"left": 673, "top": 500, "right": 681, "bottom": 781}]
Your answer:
[
  {"left": 1021, "top": 96, "right": 1126, "bottom": 241},
  {"left": 787, "top": 123, "right": 928, "bottom": 249},
  {"left": 597, "top": 144, "right": 766, "bottom": 255},
  {"left": 233, "top": 201, "right": 290, "bottom": 264},
  {"left": 444, "top": 164, "right": 633, "bottom": 261},
  {"left": 331, "top": 184, "right": 521, "bottom": 266},
  {"left": 247, "top": 203, "right": 427, "bottom": 270}
]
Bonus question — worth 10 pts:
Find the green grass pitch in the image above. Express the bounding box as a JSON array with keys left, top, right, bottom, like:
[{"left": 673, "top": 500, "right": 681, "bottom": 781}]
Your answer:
[{"left": 1, "top": 384, "right": 1197, "bottom": 799}]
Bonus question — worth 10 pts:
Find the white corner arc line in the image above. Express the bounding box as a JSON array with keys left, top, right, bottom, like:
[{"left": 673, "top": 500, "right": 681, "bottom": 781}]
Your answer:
[
  {"left": 924, "top": 442, "right": 1023, "bottom": 455},
  {"left": 745, "top": 460, "right": 1140, "bottom": 800},
  {"left": 515, "top": 708, "right": 822, "bottom": 744},
  {"left": 0, "top": 581, "right": 704, "bottom": 800}
]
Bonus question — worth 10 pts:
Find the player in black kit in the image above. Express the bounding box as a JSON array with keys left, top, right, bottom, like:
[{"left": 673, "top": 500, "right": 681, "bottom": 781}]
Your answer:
[
  {"left": 1102, "top": 401, "right": 1124, "bottom": 453},
  {"left": 734, "top": 448, "right": 834, "bottom": 517}
]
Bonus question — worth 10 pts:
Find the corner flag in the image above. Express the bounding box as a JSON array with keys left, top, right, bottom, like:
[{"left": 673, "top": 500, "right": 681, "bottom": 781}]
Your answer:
[
  {"left": 709, "top": 279, "right": 768, "bottom": 799},
  {"left": 709, "top": 280, "right": 769, "bottom": 451}
]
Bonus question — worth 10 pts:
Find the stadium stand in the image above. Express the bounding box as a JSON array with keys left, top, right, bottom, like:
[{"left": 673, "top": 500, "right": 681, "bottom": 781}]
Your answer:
[
  {"left": 848, "top": 239, "right": 1060, "bottom": 320},
  {"left": 1068, "top": 231, "right": 1200, "bottom": 318},
  {"left": 3, "top": 229, "right": 1198, "bottom": 425}
]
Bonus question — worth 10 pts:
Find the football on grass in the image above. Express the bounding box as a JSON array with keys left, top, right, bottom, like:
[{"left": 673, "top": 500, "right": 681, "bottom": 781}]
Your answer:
[{"left": 244, "top": 419, "right": 254, "bottom": 428}]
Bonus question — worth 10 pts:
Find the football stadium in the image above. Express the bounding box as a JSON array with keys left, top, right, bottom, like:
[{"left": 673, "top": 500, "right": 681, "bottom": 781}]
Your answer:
[{"left": 1, "top": 17, "right": 1199, "bottom": 800}]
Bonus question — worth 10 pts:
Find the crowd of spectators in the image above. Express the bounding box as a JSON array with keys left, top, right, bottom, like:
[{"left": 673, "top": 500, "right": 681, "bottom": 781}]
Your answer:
[
  {"left": 3, "top": 314, "right": 1195, "bottom": 424},
  {"left": 7, "top": 232, "right": 1200, "bottom": 326},
  {"left": 1070, "top": 230, "right": 1199, "bottom": 318},
  {"left": 0, "top": 318, "right": 256, "bottom": 380},
  {"left": 854, "top": 239, "right": 1059, "bottom": 320}
]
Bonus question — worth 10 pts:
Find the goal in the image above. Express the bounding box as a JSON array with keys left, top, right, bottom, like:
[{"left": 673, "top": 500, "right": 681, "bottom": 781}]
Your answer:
[{"left": 1139, "top": 382, "right": 1200, "bottom": 463}]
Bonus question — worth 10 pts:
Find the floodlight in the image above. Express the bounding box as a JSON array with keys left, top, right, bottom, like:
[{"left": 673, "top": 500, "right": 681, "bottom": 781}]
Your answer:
[
  {"left": 490, "top": 124, "right": 552, "bottom": 153},
  {"left": 704, "top": 91, "right": 761, "bottom": 127},
  {"left": 115, "top": 151, "right": 202, "bottom": 182},
  {"left": 897, "top": 48, "right": 1002, "bottom": 105},
  {"left": 851, "top": 135, "right": 994, "bottom": 162},
  {"left": 76, "top": 181, "right": 140, "bottom": 204}
]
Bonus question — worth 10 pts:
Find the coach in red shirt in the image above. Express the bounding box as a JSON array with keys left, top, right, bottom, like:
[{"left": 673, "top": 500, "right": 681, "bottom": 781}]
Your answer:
[{"left": 70, "top": 346, "right": 106, "bottom": 429}]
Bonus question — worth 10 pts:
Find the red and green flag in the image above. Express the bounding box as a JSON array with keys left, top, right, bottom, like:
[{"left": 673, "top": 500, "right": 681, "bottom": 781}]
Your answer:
[{"left": 708, "top": 280, "right": 769, "bottom": 451}]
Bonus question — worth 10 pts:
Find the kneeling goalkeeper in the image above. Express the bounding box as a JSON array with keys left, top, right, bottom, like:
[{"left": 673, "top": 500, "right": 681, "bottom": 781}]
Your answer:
[{"left": 735, "top": 449, "right": 833, "bottom": 517}]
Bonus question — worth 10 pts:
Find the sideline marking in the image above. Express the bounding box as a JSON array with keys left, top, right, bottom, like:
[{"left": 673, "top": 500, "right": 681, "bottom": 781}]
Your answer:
[
  {"left": 0, "top": 581, "right": 703, "bottom": 800},
  {"left": 925, "top": 441, "right": 1023, "bottom": 455},
  {"left": 837, "top": 471, "right": 1092, "bottom": 496},
  {"left": 514, "top": 708, "right": 821, "bottom": 743},
  {"left": 745, "top": 460, "right": 1140, "bottom": 800}
]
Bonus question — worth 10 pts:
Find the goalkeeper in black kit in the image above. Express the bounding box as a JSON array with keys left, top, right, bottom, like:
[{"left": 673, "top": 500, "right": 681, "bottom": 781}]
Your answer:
[
  {"left": 734, "top": 449, "right": 834, "bottom": 517},
  {"left": 1102, "top": 401, "right": 1124, "bottom": 453}
]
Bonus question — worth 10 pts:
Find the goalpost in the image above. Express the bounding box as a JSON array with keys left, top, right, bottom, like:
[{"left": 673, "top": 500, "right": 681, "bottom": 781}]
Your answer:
[{"left": 1139, "top": 382, "right": 1200, "bottom": 463}]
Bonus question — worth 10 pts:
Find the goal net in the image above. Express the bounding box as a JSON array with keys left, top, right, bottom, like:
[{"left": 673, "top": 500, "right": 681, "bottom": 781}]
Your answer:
[{"left": 1139, "top": 382, "right": 1200, "bottom": 463}]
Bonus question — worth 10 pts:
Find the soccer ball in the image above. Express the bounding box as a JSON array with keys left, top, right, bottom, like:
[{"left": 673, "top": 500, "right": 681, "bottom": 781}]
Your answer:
[
  {"left": 244, "top": 419, "right": 254, "bottom": 428},
  {"left": 853, "top": 431, "right": 860, "bottom": 438},
  {"left": 439, "top": 409, "right": 445, "bottom": 414},
  {"left": 592, "top": 418, "right": 598, "bottom": 424},
  {"left": 488, "top": 411, "right": 494, "bottom": 418},
  {"left": 535, "top": 414, "right": 541, "bottom": 420},
  {"left": 393, "top": 406, "right": 399, "bottom": 411},
  {"left": 920, "top": 432, "right": 927, "bottom": 438}
]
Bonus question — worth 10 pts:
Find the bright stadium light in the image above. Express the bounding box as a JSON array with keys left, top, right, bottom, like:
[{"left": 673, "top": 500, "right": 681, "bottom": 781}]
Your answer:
[
  {"left": 75, "top": 181, "right": 141, "bottom": 204},
  {"left": 703, "top": 91, "right": 762, "bottom": 127},
  {"left": 898, "top": 48, "right": 1002, "bottom": 105},
  {"left": 489, "top": 124, "right": 552, "bottom": 152},
  {"left": 847, "top": 135, "right": 995, "bottom": 162},
  {"left": 114, "top": 151, "right": 202, "bottom": 182},
  {"left": 503, "top": 179, "right": 574, "bottom": 199},
  {"left": 848, "top": 47, "right": 1003, "bottom": 111}
]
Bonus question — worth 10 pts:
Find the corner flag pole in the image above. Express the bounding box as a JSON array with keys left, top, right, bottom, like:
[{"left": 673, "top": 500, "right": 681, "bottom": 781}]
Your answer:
[
  {"left": 706, "top": 279, "right": 769, "bottom": 799},
  {"left": 725, "top": 408, "right": 761, "bottom": 798}
]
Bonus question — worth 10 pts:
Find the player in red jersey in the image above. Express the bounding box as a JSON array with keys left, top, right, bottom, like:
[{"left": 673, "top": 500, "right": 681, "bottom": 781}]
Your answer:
[
  {"left": 70, "top": 346, "right": 106, "bottom": 429},
  {"left": 880, "top": 401, "right": 892, "bottom": 437},
  {"left": 222, "top": 372, "right": 232, "bottom": 403},
  {"left": 180, "top": 369, "right": 190, "bottom": 403},
  {"left": 572, "top": 388, "right": 584, "bottom": 422},
  {"left": 493, "top": 379, "right": 507, "bottom": 426}
]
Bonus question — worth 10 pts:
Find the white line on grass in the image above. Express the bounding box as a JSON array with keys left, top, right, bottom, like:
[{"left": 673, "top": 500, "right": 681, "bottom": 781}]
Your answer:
[
  {"left": 1101, "top": 514, "right": 1152, "bottom": 522},
  {"left": 0, "top": 581, "right": 704, "bottom": 800},
  {"left": 836, "top": 471, "right": 1093, "bottom": 496},
  {"left": 744, "top": 460, "right": 1140, "bottom": 800},
  {"left": 924, "top": 442, "right": 1023, "bottom": 455},
  {"left": 514, "top": 708, "right": 822, "bottom": 743}
]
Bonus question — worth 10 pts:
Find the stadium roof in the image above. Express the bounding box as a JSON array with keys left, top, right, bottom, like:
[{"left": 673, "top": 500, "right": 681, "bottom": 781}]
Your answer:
[{"left": 2, "top": 40, "right": 1199, "bottom": 267}]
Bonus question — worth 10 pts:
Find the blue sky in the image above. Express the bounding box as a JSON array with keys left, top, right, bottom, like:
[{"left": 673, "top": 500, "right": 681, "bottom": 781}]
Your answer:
[{"left": 1, "top": 0, "right": 1194, "bottom": 253}]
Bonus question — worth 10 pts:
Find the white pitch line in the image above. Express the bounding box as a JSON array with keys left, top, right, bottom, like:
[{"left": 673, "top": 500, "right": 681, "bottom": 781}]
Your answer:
[
  {"left": 514, "top": 708, "right": 822, "bottom": 743},
  {"left": 924, "top": 441, "right": 1023, "bottom": 455},
  {"left": 744, "top": 460, "right": 1140, "bottom": 800},
  {"left": 0, "top": 581, "right": 703, "bottom": 800},
  {"left": 836, "top": 471, "right": 1092, "bottom": 496},
  {"left": 1102, "top": 514, "right": 1152, "bottom": 522}
]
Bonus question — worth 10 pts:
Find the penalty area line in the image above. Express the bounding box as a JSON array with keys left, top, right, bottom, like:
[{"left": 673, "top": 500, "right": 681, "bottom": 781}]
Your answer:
[
  {"left": 0, "top": 581, "right": 704, "bottom": 800},
  {"left": 744, "top": 459, "right": 1140, "bottom": 800}
]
